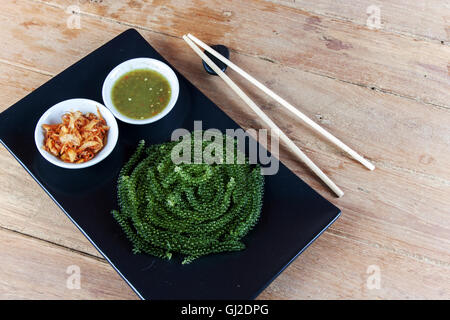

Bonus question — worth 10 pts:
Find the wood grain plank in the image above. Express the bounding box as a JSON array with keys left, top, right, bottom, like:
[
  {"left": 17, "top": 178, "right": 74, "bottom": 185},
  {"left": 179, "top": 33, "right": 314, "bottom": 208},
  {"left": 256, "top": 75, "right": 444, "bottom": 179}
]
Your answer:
[
  {"left": 0, "top": 62, "right": 49, "bottom": 110},
  {"left": 31, "top": 0, "right": 450, "bottom": 108},
  {"left": 0, "top": 227, "right": 137, "bottom": 299},
  {"left": 258, "top": 231, "right": 450, "bottom": 299},
  {"left": 1, "top": 221, "right": 448, "bottom": 300},
  {"left": 268, "top": 0, "right": 450, "bottom": 43}
]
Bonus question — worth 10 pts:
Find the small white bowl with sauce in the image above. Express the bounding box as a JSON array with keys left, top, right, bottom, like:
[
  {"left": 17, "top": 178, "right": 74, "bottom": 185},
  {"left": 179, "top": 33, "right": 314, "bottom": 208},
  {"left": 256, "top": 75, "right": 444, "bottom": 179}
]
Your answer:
[{"left": 102, "top": 58, "right": 180, "bottom": 125}]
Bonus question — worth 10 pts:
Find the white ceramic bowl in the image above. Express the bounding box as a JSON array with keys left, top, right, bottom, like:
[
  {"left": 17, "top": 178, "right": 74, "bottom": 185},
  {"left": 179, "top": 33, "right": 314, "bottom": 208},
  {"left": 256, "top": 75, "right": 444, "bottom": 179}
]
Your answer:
[
  {"left": 102, "top": 58, "right": 179, "bottom": 125},
  {"left": 34, "top": 98, "right": 119, "bottom": 169}
]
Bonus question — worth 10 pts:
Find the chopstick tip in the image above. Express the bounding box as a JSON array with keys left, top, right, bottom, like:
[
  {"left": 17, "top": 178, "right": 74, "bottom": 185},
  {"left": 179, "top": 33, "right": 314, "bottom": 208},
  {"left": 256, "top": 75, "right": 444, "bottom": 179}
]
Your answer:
[{"left": 366, "top": 162, "right": 375, "bottom": 171}]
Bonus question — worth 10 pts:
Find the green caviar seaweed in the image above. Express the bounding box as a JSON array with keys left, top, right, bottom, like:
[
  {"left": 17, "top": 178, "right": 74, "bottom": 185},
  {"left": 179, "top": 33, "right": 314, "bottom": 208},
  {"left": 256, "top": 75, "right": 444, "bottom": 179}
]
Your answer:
[{"left": 111, "top": 133, "right": 265, "bottom": 264}]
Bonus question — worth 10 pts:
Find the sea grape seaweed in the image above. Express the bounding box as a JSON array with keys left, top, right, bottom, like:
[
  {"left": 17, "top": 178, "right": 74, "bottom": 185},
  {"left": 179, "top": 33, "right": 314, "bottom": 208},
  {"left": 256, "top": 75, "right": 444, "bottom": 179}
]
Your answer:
[{"left": 111, "top": 132, "right": 264, "bottom": 264}]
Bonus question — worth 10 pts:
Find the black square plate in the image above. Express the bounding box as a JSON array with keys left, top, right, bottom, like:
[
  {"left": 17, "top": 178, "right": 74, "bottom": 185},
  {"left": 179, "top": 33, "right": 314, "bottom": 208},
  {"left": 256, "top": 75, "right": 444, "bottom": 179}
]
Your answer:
[{"left": 0, "top": 29, "right": 340, "bottom": 299}]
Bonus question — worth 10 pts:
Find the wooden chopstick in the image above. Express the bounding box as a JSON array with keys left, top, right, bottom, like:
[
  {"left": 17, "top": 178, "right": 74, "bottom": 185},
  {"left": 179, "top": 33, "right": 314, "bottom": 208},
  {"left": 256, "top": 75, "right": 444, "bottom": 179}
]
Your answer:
[
  {"left": 187, "top": 33, "right": 375, "bottom": 171},
  {"left": 183, "top": 35, "right": 344, "bottom": 197}
]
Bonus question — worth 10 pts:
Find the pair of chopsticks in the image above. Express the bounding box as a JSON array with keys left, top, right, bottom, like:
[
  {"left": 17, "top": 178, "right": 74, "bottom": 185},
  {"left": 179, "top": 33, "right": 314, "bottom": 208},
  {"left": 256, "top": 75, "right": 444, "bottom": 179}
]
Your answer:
[{"left": 183, "top": 34, "right": 374, "bottom": 197}]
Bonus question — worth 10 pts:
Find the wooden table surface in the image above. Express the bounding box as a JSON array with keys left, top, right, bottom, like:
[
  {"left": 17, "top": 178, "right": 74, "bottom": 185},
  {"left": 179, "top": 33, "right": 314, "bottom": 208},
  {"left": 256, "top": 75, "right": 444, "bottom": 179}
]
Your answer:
[{"left": 0, "top": 0, "right": 449, "bottom": 300}]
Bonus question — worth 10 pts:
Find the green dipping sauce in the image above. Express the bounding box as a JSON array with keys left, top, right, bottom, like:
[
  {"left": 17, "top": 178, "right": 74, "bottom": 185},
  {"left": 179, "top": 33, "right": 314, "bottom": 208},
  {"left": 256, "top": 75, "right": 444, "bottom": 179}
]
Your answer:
[{"left": 112, "top": 69, "right": 171, "bottom": 120}]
